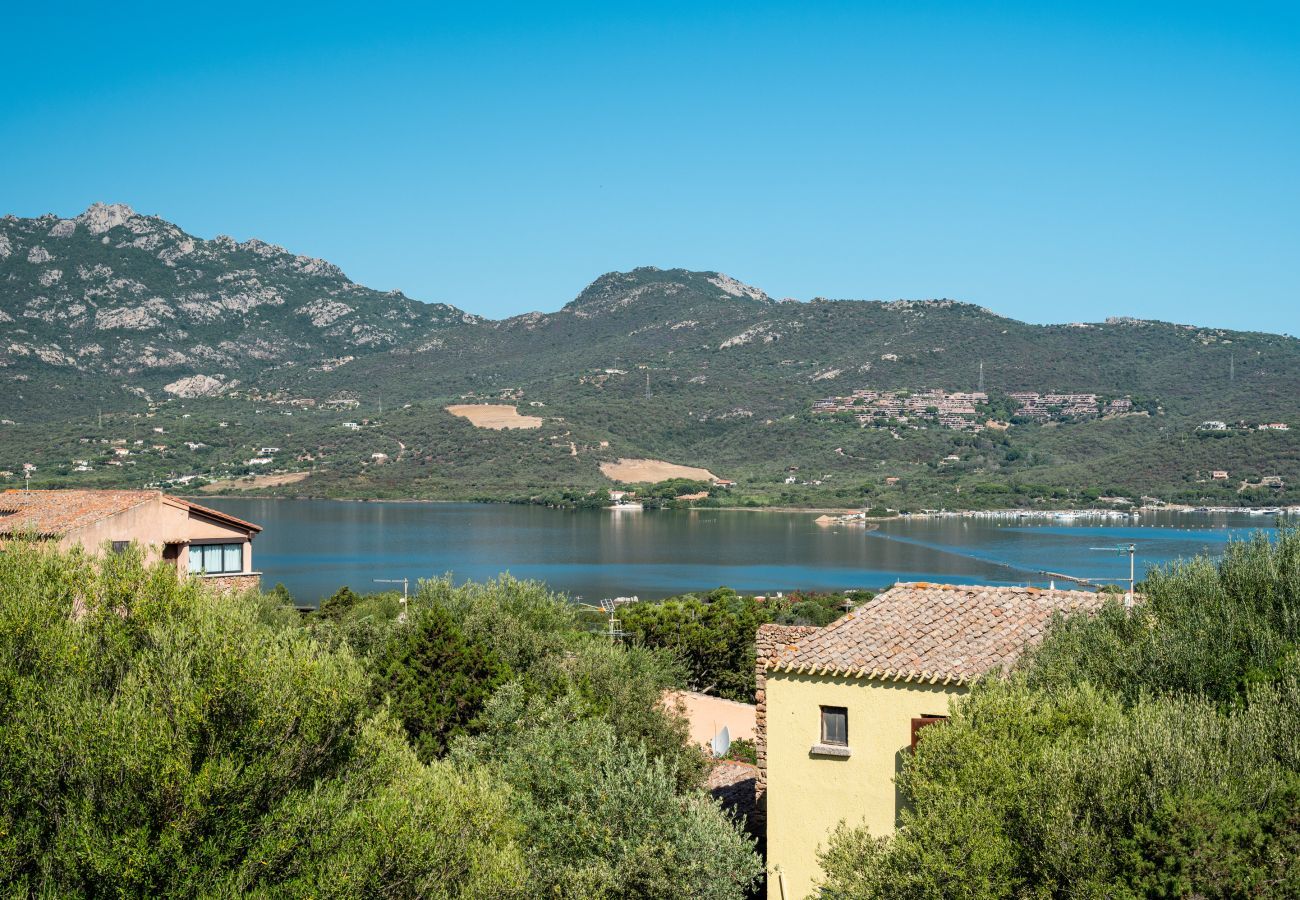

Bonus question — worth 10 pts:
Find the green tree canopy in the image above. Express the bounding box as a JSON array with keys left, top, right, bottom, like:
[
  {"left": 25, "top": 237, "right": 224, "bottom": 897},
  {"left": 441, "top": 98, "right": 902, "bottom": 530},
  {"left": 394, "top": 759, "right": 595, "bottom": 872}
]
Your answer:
[
  {"left": 0, "top": 543, "right": 526, "bottom": 897},
  {"left": 373, "top": 602, "right": 511, "bottom": 762}
]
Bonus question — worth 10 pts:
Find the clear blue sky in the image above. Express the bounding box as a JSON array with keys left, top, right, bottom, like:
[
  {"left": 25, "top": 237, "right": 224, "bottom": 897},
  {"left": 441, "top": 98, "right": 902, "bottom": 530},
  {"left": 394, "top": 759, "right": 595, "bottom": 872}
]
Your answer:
[{"left": 2, "top": 1, "right": 1296, "bottom": 332}]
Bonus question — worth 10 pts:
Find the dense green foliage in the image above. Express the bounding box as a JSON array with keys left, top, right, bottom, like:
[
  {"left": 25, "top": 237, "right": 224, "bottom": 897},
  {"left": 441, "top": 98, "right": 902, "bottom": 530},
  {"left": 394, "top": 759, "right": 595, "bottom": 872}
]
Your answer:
[
  {"left": 0, "top": 544, "right": 526, "bottom": 897},
  {"left": 311, "top": 574, "right": 761, "bottom": 897},
  {"left": 0, "top": 547, "right": 761, "bottom": 898},
  {"left": 816, "top": 530, "right": 1300, "bottom": 899},
  {"left": 622, "top": 588, "right": 869, "bottom": 701},
  {"left": 372, "top": 603, "right": 511, "bottom": 761}
]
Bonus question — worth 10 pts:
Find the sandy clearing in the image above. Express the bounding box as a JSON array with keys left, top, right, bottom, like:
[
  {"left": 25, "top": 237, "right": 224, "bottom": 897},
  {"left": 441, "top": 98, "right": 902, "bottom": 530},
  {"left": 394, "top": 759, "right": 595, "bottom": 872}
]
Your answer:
[
  {"left": 599, "top": 458, "right": 719, "bottom": 483},
  {"left": 445, "top": 404, "right": 544, "bottom": 430},
  {"left": 199, "top": 471, "right": 311, "bottom": 493}
]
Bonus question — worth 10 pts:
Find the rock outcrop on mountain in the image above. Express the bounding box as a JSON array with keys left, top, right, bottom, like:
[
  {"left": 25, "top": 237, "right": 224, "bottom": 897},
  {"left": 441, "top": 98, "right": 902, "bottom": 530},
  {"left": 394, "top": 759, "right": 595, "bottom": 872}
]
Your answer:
[
  {"left": 0, "top": 203, "right": 469, "bottom": 387},
  {"left": 3, "top": 203, "right": 1299, "bottom": 434}
]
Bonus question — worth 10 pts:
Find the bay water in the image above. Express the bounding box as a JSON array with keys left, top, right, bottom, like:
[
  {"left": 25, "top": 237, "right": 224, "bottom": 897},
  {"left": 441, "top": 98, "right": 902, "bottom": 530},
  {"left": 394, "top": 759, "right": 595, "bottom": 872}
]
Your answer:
[{"left": 199, "top": 499, "right": 1280, "bottom": 606}]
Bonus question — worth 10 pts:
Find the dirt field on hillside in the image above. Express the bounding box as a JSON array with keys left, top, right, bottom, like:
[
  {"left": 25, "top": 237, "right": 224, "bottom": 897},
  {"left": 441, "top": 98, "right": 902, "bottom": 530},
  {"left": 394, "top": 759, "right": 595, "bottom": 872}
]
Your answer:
[
  {"left": 445, "top": 404, "right": 544, "bottom": 429},
  {"left": 599, "top": 458, "right": 719, "bottom": 483},
  {"left": 198, "top": 471, "right": 311, "bottom": 493}
]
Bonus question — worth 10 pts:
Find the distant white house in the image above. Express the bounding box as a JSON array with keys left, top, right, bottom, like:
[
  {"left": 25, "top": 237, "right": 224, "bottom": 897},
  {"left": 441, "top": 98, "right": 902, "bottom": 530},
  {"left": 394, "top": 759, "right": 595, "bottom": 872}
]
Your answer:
[
  {"left": 246, "top": 457, "right": 273, "bottom": 466},
  {"left": 259, "top": 446, "right": 281, "bottom": 454},
  {"left": 1259, "top": 423, "right": 1290, "bottom": 432},
  {"left": 1199, "top": 421, "right": 1228, "bottom": 431},
  {"left": 341, "top": 422, "right": 361, "bottom": 430}
]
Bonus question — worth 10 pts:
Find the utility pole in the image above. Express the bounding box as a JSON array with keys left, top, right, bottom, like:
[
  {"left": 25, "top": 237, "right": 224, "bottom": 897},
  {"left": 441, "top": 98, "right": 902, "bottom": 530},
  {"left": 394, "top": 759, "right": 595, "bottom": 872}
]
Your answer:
[{"left": 1090, "top": 543, "right": 1137, "bottom": 608}]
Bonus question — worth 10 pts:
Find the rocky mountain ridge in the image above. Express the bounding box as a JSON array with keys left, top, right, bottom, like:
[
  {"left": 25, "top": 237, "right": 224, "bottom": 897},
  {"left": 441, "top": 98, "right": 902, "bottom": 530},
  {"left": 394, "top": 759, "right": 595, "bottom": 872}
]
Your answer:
[
  {"left": 3, "top": 204, "right": 1298, "bottom": 429},
  {"left": 0, "top": 203, "right": 472, "bottom": 391}
]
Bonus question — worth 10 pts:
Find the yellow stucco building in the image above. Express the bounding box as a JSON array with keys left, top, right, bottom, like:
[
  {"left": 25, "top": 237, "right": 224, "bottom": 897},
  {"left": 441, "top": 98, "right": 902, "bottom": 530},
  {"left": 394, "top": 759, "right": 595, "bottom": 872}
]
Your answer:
[{"left": 757, "top": 583, "right": 1104, "bottom": 900}]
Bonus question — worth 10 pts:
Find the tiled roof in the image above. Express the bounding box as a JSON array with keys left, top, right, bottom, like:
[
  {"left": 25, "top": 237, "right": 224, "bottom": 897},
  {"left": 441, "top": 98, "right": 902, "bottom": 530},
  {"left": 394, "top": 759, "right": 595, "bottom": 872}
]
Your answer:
[
  {"left": 770, "top": 582, "right": 1107, "bottom": 685},
  {"left": 0, "top": 489, "right": 161, "bottom": 536},
  {"left": 0, "top": 490, "right": 261, "bottom": 537}
]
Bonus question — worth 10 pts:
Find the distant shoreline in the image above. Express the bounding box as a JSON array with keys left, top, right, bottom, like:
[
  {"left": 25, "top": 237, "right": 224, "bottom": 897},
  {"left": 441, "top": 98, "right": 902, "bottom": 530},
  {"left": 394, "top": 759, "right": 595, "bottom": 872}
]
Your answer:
[{"left": 184, "top": 493, "right": 1299, "bottom": 520}]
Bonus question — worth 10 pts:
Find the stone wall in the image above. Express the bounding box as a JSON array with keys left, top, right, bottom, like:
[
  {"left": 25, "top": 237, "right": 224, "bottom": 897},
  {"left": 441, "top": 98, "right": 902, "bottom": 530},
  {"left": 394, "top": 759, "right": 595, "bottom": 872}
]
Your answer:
[
  {"left": 754, "top": 623, "right": 820, "bottom": 833},
  {"left": 199, "top": 572, "right": 261, "bottom": 594}
]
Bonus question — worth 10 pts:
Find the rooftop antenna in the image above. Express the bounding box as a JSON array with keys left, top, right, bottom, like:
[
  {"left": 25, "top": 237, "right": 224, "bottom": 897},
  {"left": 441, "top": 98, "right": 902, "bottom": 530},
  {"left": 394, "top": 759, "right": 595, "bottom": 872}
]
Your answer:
[
  {"left": 373, "top": 577, "right": 409, "bottom": 621},
  {"left": 1089, "top": 543, "right": 1137, "bottom": 608},
  {"left": 578, "top": 595, "right": 639, "bottom": 641}
]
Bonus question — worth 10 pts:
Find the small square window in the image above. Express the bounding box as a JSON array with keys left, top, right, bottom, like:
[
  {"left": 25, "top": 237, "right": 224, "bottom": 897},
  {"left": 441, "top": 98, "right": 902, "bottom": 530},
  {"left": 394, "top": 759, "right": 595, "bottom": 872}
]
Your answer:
[
  {"left": 820, "top": 706, "right": 848, "bottom": 746},
  {"left": 110, "top": 541, "right": 129, "bottom": 554}
]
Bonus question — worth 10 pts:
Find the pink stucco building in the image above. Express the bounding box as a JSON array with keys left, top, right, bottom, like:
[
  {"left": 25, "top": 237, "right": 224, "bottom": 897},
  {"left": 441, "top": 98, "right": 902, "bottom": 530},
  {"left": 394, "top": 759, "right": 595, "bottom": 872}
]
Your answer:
[{"left": 0, "top": 489, "right": 262, "bottom": 592}]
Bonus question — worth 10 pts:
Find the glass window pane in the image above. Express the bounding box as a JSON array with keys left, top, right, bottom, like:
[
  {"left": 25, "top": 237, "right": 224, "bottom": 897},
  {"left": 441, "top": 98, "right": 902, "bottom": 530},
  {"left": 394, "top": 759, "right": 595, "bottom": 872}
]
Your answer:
[
  {"left": 223, "top": 543, "right": 241, "bottom": 573},
  {"left": 821, "top": 706, "right": 848, "bottom": 745},
  {"left": 189, "top": 545, "right": 203, "bottom": 572},
  {"left": 204, "top": 544, "right": 223, "bottom": 573}
]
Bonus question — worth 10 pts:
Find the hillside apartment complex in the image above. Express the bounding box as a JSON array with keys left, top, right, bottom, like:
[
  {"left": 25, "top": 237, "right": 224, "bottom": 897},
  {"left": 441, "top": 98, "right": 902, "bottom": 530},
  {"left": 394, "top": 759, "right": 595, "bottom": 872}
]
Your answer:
[
  {"left": 812, "top": 388, "right": 1134, "bottom": 431},
  {"left": 756, "top": 583, "right": 1105, "bottom": 900},
  {"left": 0, "top": 489, "right": 262, "bottom": 591}
]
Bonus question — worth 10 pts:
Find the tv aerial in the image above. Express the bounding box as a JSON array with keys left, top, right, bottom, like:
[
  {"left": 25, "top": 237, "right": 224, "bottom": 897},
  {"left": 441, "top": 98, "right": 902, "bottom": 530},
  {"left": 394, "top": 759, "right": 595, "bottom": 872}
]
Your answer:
[{"left": 577, "top": 595, "right": 639, "bottom": 641}]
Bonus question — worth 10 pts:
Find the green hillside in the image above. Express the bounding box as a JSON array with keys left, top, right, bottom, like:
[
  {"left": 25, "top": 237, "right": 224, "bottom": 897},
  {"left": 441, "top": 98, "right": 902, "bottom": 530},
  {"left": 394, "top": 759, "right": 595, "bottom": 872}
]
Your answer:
[{"left": 3, "top": 207, "right": 1298, "bottom": 509}]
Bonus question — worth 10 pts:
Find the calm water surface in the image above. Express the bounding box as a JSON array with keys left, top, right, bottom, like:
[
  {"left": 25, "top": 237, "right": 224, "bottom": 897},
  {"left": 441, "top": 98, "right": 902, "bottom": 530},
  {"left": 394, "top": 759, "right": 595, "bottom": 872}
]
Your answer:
[{"left": 200, "top": 499, "right": 1281, "bottom": 605}]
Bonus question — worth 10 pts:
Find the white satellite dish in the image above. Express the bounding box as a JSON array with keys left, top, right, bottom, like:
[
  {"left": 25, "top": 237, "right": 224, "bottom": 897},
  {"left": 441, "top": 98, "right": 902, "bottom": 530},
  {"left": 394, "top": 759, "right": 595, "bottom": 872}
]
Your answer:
[{"left": 711, "top": 725, "right": 731, "bottom": 758}]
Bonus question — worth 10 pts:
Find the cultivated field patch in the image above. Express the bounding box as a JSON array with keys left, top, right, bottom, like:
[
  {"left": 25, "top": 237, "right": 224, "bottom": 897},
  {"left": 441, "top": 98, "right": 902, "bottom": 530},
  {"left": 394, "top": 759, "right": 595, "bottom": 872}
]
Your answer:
[
  {"left": 445, "top": 404, "right": 544, "bottom": 430},
  {"left": 599, "top": 458, "right": 719, "bottom": 483}
]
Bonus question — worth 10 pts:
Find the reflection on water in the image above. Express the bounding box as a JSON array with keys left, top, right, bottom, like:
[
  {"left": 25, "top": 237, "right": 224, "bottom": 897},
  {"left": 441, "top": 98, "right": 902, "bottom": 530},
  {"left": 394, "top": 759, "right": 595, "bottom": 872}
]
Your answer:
[{"left": 199, "top": 499, "right": 1279, "bottom": 605}]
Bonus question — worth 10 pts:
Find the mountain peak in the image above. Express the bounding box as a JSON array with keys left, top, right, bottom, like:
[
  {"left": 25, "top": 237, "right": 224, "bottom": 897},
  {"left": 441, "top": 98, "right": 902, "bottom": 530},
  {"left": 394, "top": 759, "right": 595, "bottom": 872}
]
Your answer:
[
  {"left": 76, "top": 202, "right": 138, "bottom": 234},
  {"left": 564, "top": 267, "right": 771, "bottom": 317}
]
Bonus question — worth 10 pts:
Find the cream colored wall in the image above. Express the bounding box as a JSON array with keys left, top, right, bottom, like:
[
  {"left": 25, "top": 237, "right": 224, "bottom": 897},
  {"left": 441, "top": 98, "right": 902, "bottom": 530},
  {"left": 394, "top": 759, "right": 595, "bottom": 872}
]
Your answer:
[
  {"left": 765, "top": 672, "right": 965, "bottom": 900},
  {"left": 59, "top": 497, "right": 254, "bottom": 575}
]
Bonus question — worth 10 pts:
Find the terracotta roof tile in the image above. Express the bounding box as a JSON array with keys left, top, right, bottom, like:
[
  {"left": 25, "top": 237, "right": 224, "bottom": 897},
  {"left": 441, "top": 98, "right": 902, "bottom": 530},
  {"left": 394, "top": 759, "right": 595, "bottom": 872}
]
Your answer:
[
  {"left": 0, "top": 489, "right": 161, "bottom": 536},
  {"left": 771, "top": 582, "right": 1107, "bottom": 684},
  {"left": 0, "top": 490, "right": 261, "bottom": 537}
]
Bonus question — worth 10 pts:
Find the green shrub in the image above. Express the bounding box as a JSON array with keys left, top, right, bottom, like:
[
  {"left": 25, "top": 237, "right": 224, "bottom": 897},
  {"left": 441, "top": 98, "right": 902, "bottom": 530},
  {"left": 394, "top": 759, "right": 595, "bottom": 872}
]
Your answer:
[
  {"left": 373, "top": 603, "right": 511, "bottom": 761},
  {"left": 0, "top": 542, "right": 526, "bottom": 897}
]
